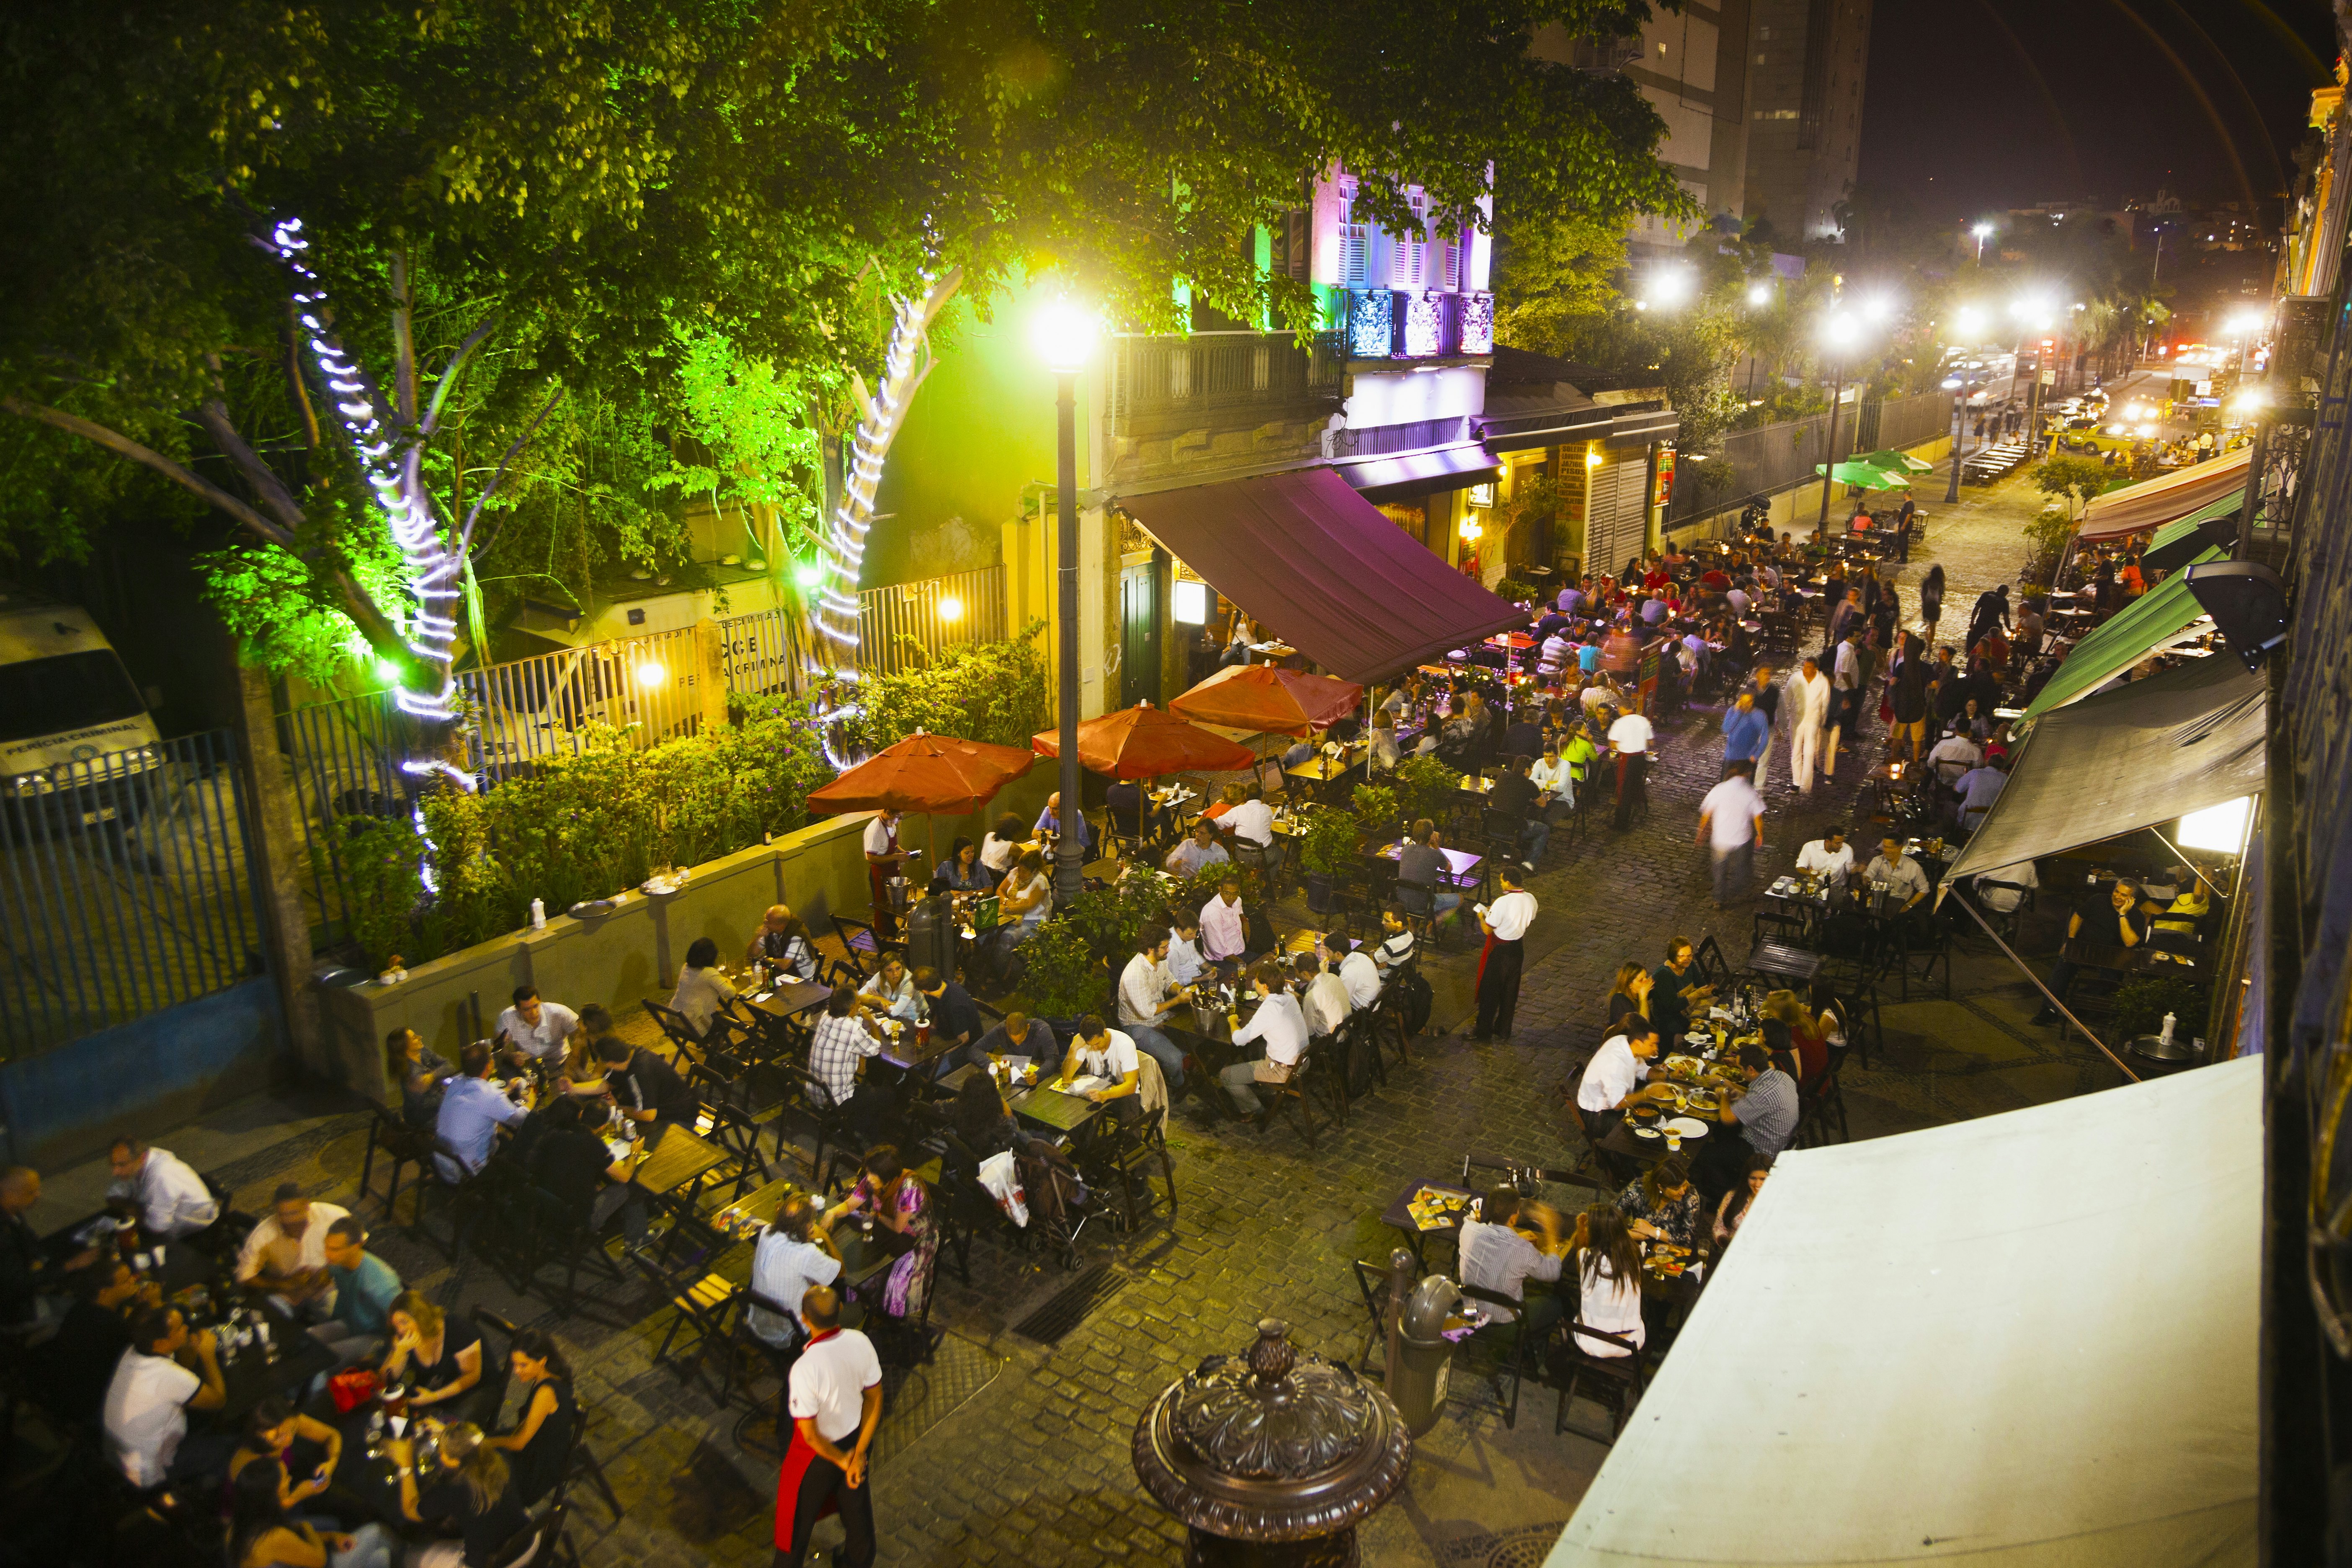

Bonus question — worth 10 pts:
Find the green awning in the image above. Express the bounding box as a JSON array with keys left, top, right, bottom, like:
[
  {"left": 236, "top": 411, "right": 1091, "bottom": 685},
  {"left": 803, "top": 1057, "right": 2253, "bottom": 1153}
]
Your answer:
[
  {"left": 2143, "top": 493, "right": 2243, "bottom": 572},
  {"left": 2019, "top": 547, "right": 2222, "bottom": 722}
]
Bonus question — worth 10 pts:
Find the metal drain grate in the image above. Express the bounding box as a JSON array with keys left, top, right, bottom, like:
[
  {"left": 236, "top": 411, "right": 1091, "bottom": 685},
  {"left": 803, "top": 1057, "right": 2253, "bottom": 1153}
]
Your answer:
[{"left": 1010, "top": 1263, "right": 1127, "bottom": 1344}]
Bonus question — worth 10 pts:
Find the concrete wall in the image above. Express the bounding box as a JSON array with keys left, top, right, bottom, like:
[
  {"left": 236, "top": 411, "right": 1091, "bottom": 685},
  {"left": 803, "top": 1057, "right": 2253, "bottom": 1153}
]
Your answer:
[
  {"left": 0, "top": 978, "right": 288, "bottom": 1171},
  {"left": 315, "top": 761, "right": 1056, "bottom": 1106}
]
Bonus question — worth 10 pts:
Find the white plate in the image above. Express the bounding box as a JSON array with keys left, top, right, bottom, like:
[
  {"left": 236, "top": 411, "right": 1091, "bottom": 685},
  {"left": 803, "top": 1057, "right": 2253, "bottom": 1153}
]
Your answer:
[
  {"left": 1662, "top": 1116, "right": 1710, "bottom": 1138},
  {"left": 1632, "top": 1126, "right": 1661, "bottom": 1140}
]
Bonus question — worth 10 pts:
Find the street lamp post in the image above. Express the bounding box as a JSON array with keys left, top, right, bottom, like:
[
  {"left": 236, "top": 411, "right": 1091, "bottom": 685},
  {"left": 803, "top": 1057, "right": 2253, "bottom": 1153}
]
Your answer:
[
  {"left": 1814, "top": 313, "right": 1860, "bottom": 539},
  {"left": 1032, "top": 299, "right": 1097, "bottom": 907}
]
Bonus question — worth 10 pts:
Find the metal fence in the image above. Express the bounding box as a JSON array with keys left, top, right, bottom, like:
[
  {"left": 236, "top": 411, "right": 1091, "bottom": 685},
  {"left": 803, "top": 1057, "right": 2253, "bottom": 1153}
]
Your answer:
[
  {"left": 0, "top": 730, "right": 263, "bottom": 1057},
  {"left": 1671, "top": 392, "right": 1951, "bottom": 523},
  {"left": 857, "top": 564, "right": 1007, "bottom": 677}
]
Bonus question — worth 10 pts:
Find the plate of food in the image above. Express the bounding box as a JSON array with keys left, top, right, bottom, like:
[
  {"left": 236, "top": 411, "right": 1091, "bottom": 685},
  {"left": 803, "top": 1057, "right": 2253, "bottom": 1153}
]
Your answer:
[
  {"left": 1662, "top": 1116, "right": 1710, "bottom": 1139},
  {"left": 1632, "top": 1125, "right": 1661, "bottom": 1140}
]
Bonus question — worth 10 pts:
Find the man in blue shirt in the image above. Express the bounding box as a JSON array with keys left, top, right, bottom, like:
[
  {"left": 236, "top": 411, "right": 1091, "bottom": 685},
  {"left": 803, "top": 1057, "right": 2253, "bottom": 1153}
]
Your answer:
[
  {"left": 1577, "top": 642, "right": 1604, "bottom": 675},
  {"left": 1034, "top": 793, "right": 1093, "bottom": 854},
  {"left": 1722, "top": 691, "right": 1769, "bottom": 769},
  {"left": 316, "top": 1215, "right": 402, "bottom": 1360},
  {"left": 1954, "top": 758, "right": 2009, "bottom": 833},
  {"left": 433, "top": 1042, "right": 529, "bottom": 1179}
]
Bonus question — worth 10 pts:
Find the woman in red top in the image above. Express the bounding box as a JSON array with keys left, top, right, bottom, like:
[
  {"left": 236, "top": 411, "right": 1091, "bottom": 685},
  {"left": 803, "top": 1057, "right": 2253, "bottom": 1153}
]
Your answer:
[{"left": 1764, "top": 989, "right": 1829, "bottom": 1090}]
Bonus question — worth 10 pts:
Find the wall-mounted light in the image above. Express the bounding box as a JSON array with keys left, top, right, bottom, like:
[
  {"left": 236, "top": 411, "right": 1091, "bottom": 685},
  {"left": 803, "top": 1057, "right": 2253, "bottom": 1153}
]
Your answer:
[
  {"left": 634, "top": 660, "right": 668, "bottom": 689},
  {"left": 2176, "top": 796, "right": 2252, "bottom": 854},
  {"left": 937, "top": 595, "right": 964, "bottom": 624},
  {"left": 1459, "top": 517, "right": 1483, "bottom": 542},
  {"left": 1172, "top": 580, "right": 1210, "bottom": 625},
  {"left": 1586, "top": 449, "right": 1604, "bottom": 468}
]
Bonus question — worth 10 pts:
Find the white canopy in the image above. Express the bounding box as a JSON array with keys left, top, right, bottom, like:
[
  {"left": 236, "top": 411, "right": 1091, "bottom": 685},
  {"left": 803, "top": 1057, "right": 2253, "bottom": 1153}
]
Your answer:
[{"left": 1547, "top": 1055, "right": 2261, "bottom": 1568}]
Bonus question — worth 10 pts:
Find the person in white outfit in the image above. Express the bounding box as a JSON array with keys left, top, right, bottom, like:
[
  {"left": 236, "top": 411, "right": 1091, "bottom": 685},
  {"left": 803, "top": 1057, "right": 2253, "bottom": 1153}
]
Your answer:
[{"left": 1786, "top": 656, "right": 1832, "bottom": 794}]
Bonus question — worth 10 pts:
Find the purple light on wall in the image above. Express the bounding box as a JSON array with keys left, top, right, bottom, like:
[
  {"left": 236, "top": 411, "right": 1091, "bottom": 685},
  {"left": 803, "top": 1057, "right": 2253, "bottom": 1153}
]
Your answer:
[
  {"left": 1403, "top": 291, "right": 1442, "bottom": 357},
  {"left": 1460, "top": 292, "right": 1495, "bottom": 354},
  {"left": 1349, "top": 289, "right": 1394, "bottom": 358}
]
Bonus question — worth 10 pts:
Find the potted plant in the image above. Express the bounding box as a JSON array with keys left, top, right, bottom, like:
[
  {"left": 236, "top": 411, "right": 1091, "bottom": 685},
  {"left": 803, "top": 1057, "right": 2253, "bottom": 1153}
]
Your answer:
[
  {"left": 1296, "top": 805, "right": 1362, "bottom": 916},
  {"left": 1393, "top": 756, "right": 1459, "bottom": 830},
  {"left": 1351, "top": 782, "right": 1401, "bottom": 843},
  {"left": 1016, "top": 915, "right": 1109, "bottom": 1024}
]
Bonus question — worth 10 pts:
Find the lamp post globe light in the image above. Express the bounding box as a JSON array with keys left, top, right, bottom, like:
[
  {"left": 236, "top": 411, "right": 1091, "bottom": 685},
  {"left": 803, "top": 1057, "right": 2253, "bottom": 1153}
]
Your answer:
[
  {"left": 1973, "top": 222, "right": 1994, "bottom": 261},
  {"left": 1814, "top": 311, "right": 1863, "bottom": 539},
  {"left": 1032, "top": 297, "right": 1098, "bottom": 905}
]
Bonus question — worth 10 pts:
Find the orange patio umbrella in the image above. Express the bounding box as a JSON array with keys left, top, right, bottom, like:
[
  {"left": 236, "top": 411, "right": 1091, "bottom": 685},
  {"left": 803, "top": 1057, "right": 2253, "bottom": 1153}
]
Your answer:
[
  {"left": 1029, "top": 701, "right": 1257, "bottom": 779},
  {"left": 1168, "top": 664, "right": 1365, "bottom": 739},
  {"left": 808, "top": 730, "right": 1038, "bottom": 864}
]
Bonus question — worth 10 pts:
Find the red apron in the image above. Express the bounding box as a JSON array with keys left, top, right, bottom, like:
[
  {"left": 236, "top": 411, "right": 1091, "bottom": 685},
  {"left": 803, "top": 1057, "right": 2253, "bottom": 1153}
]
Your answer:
[
  {"left": 1476, "top": 931, "right": 1498, "bottom": 989},
  {"left": 774, "top": 1330, "right": 844, "bottom": 1549}
]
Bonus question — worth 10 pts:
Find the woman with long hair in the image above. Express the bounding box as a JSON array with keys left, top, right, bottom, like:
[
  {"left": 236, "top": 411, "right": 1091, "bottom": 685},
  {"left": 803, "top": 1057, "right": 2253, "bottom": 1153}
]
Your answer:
[
  {"left": 952, "top": 1070, "right": 1020, "bottom": 1161},
  {"left": 1605, "top": 962, "right": 1654, "bottom": 1030},
  {"left": 381, "top": 1293, "right": 484, "bottom": 1414},
  {"left": 1764, "top": 988, "right": 1830, "bottom": 1088},
  {"left": 227, "top": 1458, "right": 396, "bottom": 1568},
  {"left": 668, "top": 934, "right": 740, "bottom": 1039},
  {"left": 481, "top": 1328, "right": 576, "bottom": 1507},
  {"left": 1567, "top": 1204, "right": 1646, "bottom": 1359},
  {"left": 387, "top": 1028, "right": 451, "bottom": 1131},
  {"left": 825, "top": 1144, "right": 939, "bottom": 1322},
  {"left": 227, "top": 1395, "right": 344, "bottom": 1513},
  {"left": 388, "top": 1421, "right": 528, "bottom": 1568},
  {"left": 1715, "top": 1154, "right": 1775, "bottom": 1245},
  {"left": 1614, "top": 1155, "right": 1700, "bottom": 1249},
  {"left": 928, "top": 836, "right": 992, "bottom": 895}
]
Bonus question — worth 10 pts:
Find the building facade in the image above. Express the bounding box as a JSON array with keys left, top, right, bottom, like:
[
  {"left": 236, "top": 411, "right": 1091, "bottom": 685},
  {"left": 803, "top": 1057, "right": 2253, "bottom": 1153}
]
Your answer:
[{"left": 1741, "top": 0, "right": 1874, "bottom": 243}]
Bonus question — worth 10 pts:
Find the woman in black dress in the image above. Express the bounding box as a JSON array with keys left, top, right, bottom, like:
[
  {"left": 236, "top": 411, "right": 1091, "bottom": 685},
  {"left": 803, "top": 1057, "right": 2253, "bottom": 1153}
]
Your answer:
[{"left": 482, "top": 1328, "right": 577, "bottom": 1508}]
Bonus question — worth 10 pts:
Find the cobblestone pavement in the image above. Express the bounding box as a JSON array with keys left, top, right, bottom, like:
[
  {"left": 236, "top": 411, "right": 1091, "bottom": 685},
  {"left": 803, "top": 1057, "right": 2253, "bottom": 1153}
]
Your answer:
[{"left": 7, "top": 464, "right": 2127, "bottom": 1568}]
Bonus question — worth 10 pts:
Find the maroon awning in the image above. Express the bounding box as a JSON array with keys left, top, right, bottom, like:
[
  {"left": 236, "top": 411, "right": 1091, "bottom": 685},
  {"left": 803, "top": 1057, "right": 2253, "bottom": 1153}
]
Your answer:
[{"left": 1117, "top": 468, "right": 1529, "bottom": 685}]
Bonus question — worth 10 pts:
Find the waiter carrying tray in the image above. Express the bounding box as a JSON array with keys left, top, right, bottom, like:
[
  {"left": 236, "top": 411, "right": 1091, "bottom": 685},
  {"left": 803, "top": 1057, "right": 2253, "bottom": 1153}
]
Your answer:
[{"left": 1470, "top": 864, "right": 1538, "bottom": 1043}]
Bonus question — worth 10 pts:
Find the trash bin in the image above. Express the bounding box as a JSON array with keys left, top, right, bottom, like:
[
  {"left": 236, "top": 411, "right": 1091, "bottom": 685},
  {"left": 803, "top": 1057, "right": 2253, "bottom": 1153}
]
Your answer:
[
  {"left": 1388, "top": 1272, "right": 1463, "bottom": 1438},
  {"left": 904, "top": 893, "right": 956, "bottom": 982}
]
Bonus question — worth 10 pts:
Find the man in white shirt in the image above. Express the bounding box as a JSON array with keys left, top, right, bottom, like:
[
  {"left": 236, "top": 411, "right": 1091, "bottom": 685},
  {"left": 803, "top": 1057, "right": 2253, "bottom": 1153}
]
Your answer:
[
  {"left": 1787, "top": 655, "right": 1832, "bottom": 794},
  {"left": 1529, "top": 743, "right": 1573, "bottom": 810},
  {"left": 1163, "top": 820, "right": 1231, "bottom": 878},
  {"left": 1471, "top": 864, "right": 1539, "bottom": 1042},
  {"left": 1927, "top": 725, "right": 1983, "bottom": 786},
  {"left": 1606, "top": 706, "right": 1654, "bottom": 833},
  {"left": 1575, "top": 1017, "right": 1674, "bottom": 1133},
  {"left": 746, "top": 1195, "right": 841, "bottom": 1350},
  {"left": 1457, "top": 1186, "right": 1566, "bottom": 1334},
  {"left": 774, "top": 1285, "right": 882, "bottom": 1568},
  {"left": 1695, "top": 760, "right": 1766, "bottom": 908},
  {"left": 103, "top": 1305, "right": 225, "bottom": 1488},
  {"left": 1164, "top": 913, "right": 1208, "bottom": 988},
  {"left": 493, "top": 984, "right": 580, "bottom": 1070},
  {"left": 106, "top": 1140, "right": 218, "bottom": 1240},
  {"left": 1825, "top": 628, "right": 1862, "bottom": 779},
  {"left": 1795, "top": 827, "right": 1856, "bottom": 883},
  {"left": 1975, "top": 859, "right": 2040, "bottom": 914},
  {"left": 1224, "top": 792, "right": 1276, "bottom": 879},
  {"left": 233, "top": 1184, "right": 351, "bottom": 1318},
  {"left": 1337, "top": 944, "right": 1383, "bottom": 1009},
  {"left": 1219, "top": 960, "right": 1307, "bottom": 1119},
  {"left": 863, "top": 806, "right": 908, "bottom": 937},
  {"left": 1295, "top": 951, "right": 1352, "bottom": 1038},
  {"left": 1057, "top": 1016, "right": 1144, "bottom": 1110},
  {"left": 1116, "top": 930, "right": 1194, "bottom": 1096}
]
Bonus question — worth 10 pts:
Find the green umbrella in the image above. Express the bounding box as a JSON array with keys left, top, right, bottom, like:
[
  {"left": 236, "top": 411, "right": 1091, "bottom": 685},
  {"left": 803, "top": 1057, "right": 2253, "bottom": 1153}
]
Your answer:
[
  {"left": 1813, "top": 460, "right": 1911, "bottom": 490},
  {"left": 1861, "top": 447, "right": 1935, "bottom": 474}
]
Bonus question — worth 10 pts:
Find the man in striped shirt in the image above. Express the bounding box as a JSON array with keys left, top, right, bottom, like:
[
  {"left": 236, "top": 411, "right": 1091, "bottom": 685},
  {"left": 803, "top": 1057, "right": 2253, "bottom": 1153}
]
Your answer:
[{"left": 1695, "top": 1042, "right": 1797, "bottom": 1200}]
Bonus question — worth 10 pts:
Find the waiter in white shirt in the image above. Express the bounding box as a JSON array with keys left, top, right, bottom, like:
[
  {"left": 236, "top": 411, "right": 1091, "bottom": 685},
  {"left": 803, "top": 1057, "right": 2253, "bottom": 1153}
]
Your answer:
[
  {"left": 862, "top": 807, "right": 908, "bottom": 937},
  {"left": 1471, "top": 864, "right": 1539, "bottom": 1042},
  {"left": 1606, "top": 705, "right": 1654, "bottom": 833},
  {"left": 772, "top": 1284, "right": 882, "bottom": 1568}
]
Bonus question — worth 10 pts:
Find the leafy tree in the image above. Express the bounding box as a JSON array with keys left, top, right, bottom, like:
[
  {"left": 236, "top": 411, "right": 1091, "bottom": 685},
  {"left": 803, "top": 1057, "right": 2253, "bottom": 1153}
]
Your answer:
[
  {"left": 2029, "top": 456, "right": 2114, "bottom": 520},
  {"left": 2, "top": 0, "right": 1695, "bottom": 758}
]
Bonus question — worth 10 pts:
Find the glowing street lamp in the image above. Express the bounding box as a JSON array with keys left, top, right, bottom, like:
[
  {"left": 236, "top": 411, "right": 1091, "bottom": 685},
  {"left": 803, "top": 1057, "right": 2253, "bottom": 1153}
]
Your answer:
[
  {"left": 1645, "top": 267, "right": 1693, "bottom": 310},
  {"left": 1972, "top": 222, "right": 1994, "bottom": 260},
  {"left": 1032, "top": 292, "right": 1098, "bottom": 904},
  {"left": 1746, "top": 280, "right": 1774, "bottom": 307}
]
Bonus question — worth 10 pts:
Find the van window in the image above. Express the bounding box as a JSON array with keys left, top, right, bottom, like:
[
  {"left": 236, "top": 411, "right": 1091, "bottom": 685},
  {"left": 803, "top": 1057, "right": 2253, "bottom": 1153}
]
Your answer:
[{"left": 0, "top": 650, "right": 147, "bottom": 744}]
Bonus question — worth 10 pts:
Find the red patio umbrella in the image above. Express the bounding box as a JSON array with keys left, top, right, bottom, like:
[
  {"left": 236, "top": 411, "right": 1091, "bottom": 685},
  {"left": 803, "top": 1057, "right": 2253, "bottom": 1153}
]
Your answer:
[
  {"left": 808, "top": 730, "right": 1038, "bottom": 876},
  {"left": 1029, "top": 702, "right": 1257, "bottom": 779},
  {"left": 1168, "top": 664, "right": 1365, "bottom": 738}
]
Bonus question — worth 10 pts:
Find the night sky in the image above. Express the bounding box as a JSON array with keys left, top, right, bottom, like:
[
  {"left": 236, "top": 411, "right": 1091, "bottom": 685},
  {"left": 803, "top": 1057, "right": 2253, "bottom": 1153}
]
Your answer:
[{"left": 1859, "top": 0, "right": 2339, "bottom": 220}]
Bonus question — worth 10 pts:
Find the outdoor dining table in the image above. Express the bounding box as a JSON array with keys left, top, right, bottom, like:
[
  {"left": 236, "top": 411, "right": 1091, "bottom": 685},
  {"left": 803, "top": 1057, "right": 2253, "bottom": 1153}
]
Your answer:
[
  {"left": 742, "top": 980, "right": 833, "bottom": 1022},
  {"left": 628, "top": 1120, "right": 732, "bottom": 1201},
  {"left": 210, "top": 1318, "right": 340, "bottom": 1425},
  {"left": 1374, "top": 839, "right": 1483, "bottom": 890}
]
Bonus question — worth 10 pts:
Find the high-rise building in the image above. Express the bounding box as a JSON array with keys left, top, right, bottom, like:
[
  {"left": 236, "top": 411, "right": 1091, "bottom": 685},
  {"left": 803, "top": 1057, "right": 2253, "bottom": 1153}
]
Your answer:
[{"left": 1741, "top": 0, "right": 1875, "bottom": 243}]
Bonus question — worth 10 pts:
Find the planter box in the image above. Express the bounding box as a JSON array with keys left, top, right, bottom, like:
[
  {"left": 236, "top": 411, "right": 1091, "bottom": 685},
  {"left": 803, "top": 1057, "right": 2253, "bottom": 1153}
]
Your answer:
[{"left": 315, "top": 759, "right": 1055, "bottom": 1105}]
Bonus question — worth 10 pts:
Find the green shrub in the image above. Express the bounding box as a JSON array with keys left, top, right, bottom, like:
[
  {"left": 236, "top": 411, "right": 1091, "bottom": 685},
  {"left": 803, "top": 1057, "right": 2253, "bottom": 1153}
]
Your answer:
[
  {"left": 1017, "top": 915, "right": 1109, "bottom": 1019},
  {"left": 1351, "top": 783, "right": 1401, "bottom": 841},
  {"left": 2108, "top": 973, "right": 2210, "bottom": 1042},
  {"left": 1297, "top": 804, "right": 1362, "bottom": 876},
  {"left": 332, "top": 814, "right": 432, "bottom": 971},
  {"left": 841, "top": 622, "right": 1050, "bottom": 752},
  {"left": 1393, "top": 756, "right": 1460, "bottom": 829}
]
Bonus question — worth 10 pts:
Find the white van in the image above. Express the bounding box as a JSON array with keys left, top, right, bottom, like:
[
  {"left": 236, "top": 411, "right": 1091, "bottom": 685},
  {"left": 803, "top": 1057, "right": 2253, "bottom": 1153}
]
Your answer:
[{"left": 0, "top": 592, "right": 164, "bottom": 826}]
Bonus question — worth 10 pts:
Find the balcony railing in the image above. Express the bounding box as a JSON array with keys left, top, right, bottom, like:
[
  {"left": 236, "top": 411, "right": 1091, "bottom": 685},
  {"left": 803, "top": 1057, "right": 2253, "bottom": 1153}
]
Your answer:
[
  {"left": 1344, "top": 289, "right": 1496, "bottom": 359},
  {"left": 1107, "top": 331, "right": 1347, "bottom": 431}
]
